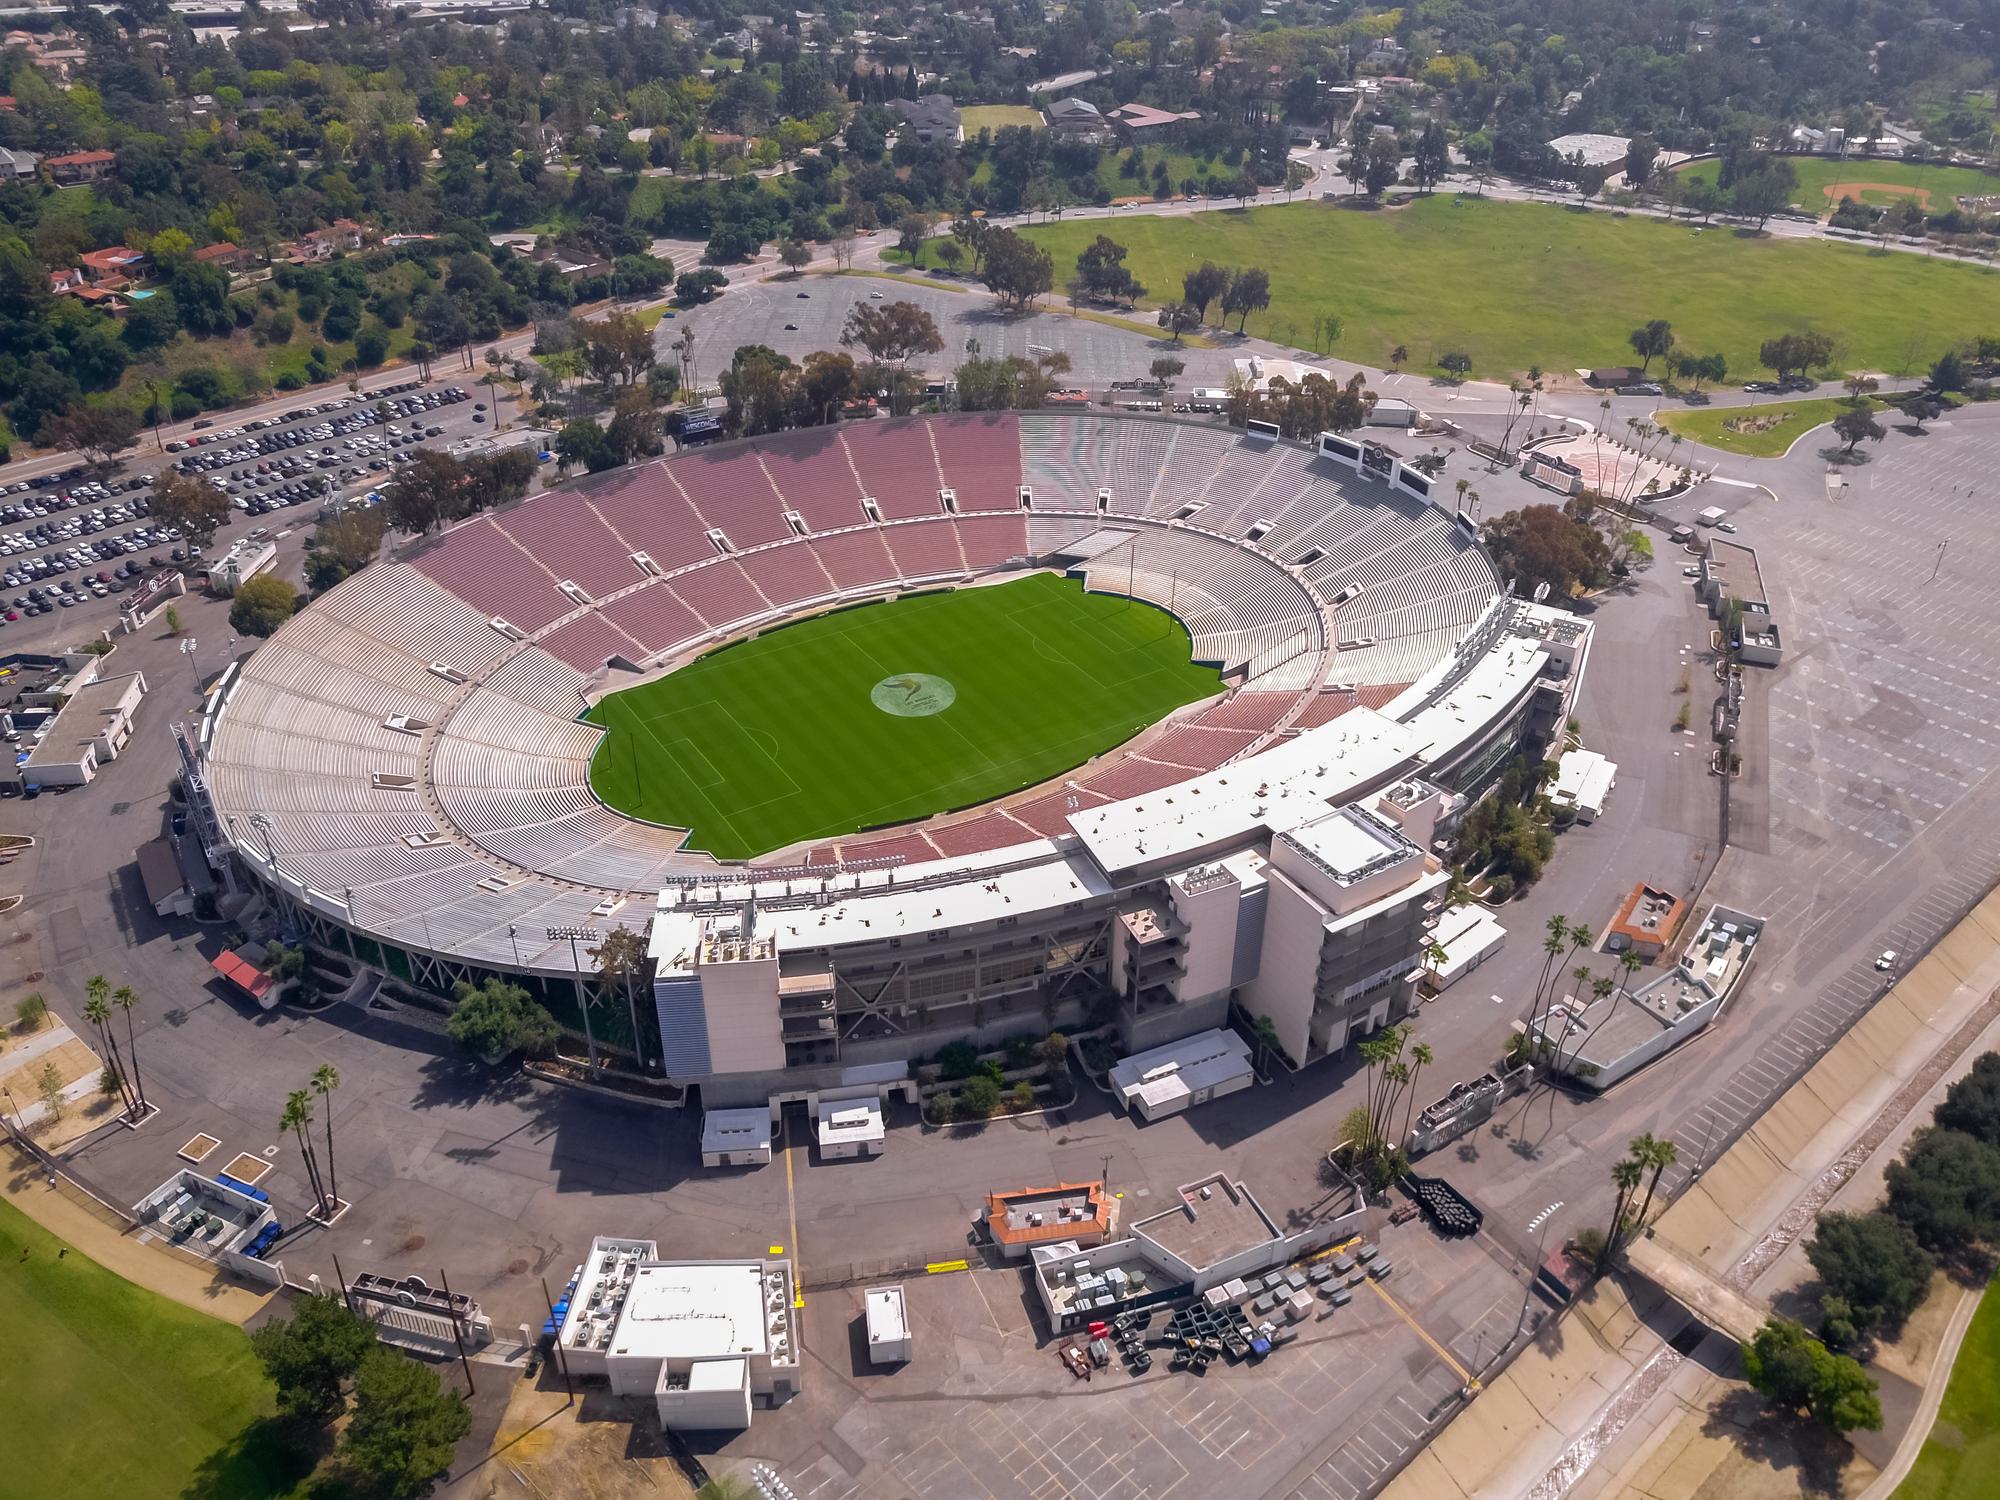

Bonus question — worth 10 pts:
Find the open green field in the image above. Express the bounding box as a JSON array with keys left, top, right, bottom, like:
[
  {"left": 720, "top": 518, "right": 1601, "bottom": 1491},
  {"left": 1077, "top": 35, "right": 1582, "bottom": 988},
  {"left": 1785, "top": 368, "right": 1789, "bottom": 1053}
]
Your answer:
[
  {"left": 961, "top": 104, "right": 1045, "bottom": 134},
  {"left": 1893, "top": 1284, "right": 2000, "bottom": 1500},
  {"left": 1010, "top": 197, "right": 2000, "bottom": 378},
  {"left": 0, "top": 1199, "right": 304, "bottom": 1500},
  {"left": 1660, "top": 395, "right": 1882, "bottom": 457},
  {"left": 586, "top": 573, "right": 1222, "bottom": 858},
  {"left": 1674, "top": 155, "right": 2000, "bottom": 213}
]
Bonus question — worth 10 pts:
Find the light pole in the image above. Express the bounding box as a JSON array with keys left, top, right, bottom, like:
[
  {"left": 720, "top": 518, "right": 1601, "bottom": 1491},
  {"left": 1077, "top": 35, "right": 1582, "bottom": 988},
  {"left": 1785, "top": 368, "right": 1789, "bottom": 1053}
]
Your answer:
[
  {"left": 546, "top": 926, "right": 602, "bottom": 1078},
  {"left": 181, "top": 635, "right": 200, "bottom": 692}
]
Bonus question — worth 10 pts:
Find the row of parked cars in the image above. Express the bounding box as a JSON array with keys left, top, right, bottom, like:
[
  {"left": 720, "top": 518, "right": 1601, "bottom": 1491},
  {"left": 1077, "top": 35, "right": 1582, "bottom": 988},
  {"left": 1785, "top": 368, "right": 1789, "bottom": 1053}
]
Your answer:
[
  {"left": 2, "top": 522, "right": 186, "bottom": 592},
  {"left": 1, "top": 493, "right": 155, "bottom": 557},
  {"left": 170, "top": 386, "right": 473, "bottom": 479}
]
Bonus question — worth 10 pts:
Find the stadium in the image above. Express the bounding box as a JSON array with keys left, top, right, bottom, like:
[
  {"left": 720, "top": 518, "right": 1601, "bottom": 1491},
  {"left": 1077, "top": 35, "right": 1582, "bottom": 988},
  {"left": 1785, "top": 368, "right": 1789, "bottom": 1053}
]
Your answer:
[{"left": 188, "top": 411, "right": 1591, "bottom": 1103}]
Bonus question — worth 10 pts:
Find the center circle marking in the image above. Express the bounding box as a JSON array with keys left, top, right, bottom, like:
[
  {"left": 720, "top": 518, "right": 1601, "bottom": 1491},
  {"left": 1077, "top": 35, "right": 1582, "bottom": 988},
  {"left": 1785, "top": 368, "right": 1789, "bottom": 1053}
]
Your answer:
[{"left": 871, "top": 673, "right": 956, "bottom": 717}]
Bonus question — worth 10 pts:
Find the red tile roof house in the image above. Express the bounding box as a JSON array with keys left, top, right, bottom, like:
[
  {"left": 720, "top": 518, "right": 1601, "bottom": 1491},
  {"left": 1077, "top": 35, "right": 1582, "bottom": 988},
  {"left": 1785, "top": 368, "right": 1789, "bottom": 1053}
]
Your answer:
[
  {"left": 78, "top": 245, "right": 150, "bottom": 285},
  {"left": 1110, "top": 102, "right": 1202, "bottom": 140},
  {"left": 192, "top": 241, "right": 255, "bottom": 273},
  {"left": 46, "top": 148, "right": 116, "bottom": 184},
  {"left": 287, "top": 218, "right": 367, "bottom": 261},
  {"left": 48, "top": 267, "right": 84, "bottom": 295}
]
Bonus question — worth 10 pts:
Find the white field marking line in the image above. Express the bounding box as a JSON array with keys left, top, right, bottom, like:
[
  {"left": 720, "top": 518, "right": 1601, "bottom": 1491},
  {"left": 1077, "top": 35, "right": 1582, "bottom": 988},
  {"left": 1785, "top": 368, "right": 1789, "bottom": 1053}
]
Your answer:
[{"left": 612, "top": 694, "right": 757, "bottom": 851}]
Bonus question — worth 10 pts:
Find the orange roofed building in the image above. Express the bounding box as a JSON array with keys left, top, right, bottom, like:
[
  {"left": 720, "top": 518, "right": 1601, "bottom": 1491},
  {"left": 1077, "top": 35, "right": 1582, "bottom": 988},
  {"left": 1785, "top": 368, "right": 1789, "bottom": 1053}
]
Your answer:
[
  {"left": 1604, "top": 882, "right": 1688, "bottom": 962},
  {"left": 983, "top": 1181, "right": 1117, "bottom": 1259}
]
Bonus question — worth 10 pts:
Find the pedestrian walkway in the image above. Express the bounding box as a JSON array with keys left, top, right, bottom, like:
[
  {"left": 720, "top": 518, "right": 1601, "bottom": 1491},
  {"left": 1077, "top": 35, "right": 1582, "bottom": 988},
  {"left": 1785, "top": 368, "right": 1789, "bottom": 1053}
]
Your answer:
[{"left": 0, "top": 1148, "right": 272, "bottom": 1324}]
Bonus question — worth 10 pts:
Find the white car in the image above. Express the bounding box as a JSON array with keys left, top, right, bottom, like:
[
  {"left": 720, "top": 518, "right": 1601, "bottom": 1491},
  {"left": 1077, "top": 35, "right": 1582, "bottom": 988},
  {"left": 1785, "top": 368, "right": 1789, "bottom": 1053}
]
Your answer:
[{"left": 1875, "top": 950, "right": 1898, "bottom": 972}]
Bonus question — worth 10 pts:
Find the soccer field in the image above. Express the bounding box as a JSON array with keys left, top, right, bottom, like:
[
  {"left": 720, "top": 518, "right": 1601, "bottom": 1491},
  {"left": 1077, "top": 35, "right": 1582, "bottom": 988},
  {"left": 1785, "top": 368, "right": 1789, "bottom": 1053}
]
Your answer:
[{"left": 586, "top": 574, "right": 1224, "bottom": 860}]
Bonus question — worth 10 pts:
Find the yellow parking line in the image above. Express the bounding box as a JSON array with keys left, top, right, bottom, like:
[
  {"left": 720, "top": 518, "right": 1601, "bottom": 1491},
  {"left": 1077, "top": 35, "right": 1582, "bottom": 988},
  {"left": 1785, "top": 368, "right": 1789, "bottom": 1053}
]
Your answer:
[{"left": 1368, "top": 1277, "right": 1475, "bottom": 1388}]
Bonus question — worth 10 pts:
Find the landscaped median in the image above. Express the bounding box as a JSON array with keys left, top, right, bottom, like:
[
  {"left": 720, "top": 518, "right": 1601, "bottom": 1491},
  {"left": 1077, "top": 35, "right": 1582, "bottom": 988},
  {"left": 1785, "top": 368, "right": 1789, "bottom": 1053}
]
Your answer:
[{"left": 1661, "top": 395, "right": 1885, "bottom": 458}]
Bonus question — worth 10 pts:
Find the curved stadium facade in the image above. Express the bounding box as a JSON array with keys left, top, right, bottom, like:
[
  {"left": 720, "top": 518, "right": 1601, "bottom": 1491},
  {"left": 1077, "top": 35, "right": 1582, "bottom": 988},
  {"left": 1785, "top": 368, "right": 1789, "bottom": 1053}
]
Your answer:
[{"left": 191, "top": 411, "right": 1591, "bottom": 1100}]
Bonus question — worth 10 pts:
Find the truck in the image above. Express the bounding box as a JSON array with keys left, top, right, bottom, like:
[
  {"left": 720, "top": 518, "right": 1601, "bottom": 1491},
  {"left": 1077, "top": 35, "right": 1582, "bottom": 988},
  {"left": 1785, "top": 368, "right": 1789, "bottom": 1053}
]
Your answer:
[{"left": 1696, "top": 506, "right": 1728, "bottom": 528}]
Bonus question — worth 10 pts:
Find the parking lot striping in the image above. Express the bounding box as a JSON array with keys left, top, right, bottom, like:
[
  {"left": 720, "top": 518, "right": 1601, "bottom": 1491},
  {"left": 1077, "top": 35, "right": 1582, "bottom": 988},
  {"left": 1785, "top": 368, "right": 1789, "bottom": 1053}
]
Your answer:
[{"left": 1365, "top": 1278, "right": 1475, "bottom": 1388}]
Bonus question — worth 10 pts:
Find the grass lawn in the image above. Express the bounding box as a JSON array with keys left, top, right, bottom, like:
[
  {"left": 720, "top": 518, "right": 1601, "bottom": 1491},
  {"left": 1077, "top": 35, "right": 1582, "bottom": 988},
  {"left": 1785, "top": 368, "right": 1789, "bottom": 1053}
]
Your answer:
[
  {"left": 586, "top": 573, "right": 1221, "bottom": 858},
  {"left": 0, "top": 1198, "right": 307, "bottom": 1500},
  {"left": 1893, "top": 1284, "right": 2000, "bottom": 1500},
  {"left": 1660, "top": 396, "right": 1881, "bottom": 458},
  {"left": 1674, "top": 155, "right": 2000, "bottom": 214},
  {"left": 1012, "top": 196, "right": 2000, "bottom": 379},
  {"left": 961, "top": 104, "right": 1045, "bottom": 134}
]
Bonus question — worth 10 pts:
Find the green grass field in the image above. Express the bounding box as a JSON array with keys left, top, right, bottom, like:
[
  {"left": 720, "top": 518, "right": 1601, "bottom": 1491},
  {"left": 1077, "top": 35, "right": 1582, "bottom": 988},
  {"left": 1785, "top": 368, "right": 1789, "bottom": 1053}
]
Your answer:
[
  {"left": 586, "top": 574, "right": 1222, "bottom": 858},
  {"left": 1893, "top": 1284, "right": 2000, "bottom": 1500},
  {"left": 0, "top": 1199, "right": 305, "bottom": 1500},
  {"left": 1009, "top": 197, "right": 2000, "bottom": 379},
  {"left": 1674, "top": 155, "right": 2000, "bottom": 213},
  {"left": 961, "top": 104, "right": 1045, "bottom": 134},
  {"left": 1660, "top": 395, "right": 1882, "bottom": 457}
]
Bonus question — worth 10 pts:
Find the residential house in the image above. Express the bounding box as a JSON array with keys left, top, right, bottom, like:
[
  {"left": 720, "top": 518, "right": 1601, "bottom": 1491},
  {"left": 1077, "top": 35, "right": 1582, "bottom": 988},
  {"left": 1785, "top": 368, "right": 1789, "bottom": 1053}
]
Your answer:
[
  {"left": 0, "top": 145, "right": 34, "bottom": 178},
  {"left": 192, "top": 241, "right": 256, "bottom": 274},
  {"left": 46, "top": 149, "right": 117, "bottom": 185},
  {"left": 1043, "top": 96, "right": 1106, "bottom": 135},
  {"left": 48, "top": 267, "right": 84, "bottom": 296},
  {"left": 1111, "top": 101, "right": 1200, "bottom": 141},
  {"left": 32, "top": 49, "right": 88, "bottom": 83},
  {"left": 78, "top": 245, "right": 150, "bottom": 287},
  {"left": 288, "top": 218, "right": 366, "bottom": 261},
  {"left": 891, "top": 94, "right": 962, "bottom": 145}
]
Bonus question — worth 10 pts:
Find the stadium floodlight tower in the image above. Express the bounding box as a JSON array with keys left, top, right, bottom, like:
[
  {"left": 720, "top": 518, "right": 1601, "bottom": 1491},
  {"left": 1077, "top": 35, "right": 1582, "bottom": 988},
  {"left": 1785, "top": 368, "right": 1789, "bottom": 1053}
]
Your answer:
[{"left": 546, "top": 925, "right": 603, "bottom": 1078}]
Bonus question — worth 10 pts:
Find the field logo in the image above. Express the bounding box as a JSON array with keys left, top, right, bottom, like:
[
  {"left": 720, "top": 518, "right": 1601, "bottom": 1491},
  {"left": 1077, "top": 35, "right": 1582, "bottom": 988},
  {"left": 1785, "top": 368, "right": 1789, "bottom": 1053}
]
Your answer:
[{"left": 872, "top": 673, "right": 956, "bottom": 718}]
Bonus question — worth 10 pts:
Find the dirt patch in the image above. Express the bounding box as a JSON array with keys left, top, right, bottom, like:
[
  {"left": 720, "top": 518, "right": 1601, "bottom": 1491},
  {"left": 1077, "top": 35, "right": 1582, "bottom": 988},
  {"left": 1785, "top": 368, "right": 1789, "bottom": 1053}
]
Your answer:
[
  {"left": 1724, "top": 412, "right": 1793, "bottom": 436},
  {"left": 1820, "top": 181, "right": 1932, "bottom": 210},
  {"left": 460, "top": 1379, "right": 697, "bottom": 1500}
]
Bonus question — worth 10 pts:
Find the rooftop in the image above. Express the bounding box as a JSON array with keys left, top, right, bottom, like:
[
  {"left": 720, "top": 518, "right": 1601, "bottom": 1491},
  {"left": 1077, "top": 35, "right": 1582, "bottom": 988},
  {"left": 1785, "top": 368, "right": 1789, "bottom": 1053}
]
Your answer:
[
  {"left": 612, "top": 1261, "right": 789, "bottom": 1363},
  {"left": 1133, "top": 1173, "right": 1280, "bottom": 1273},
  {"left": 1281, "top": 804, "right": 1417, "bottom": 887},
  {"left": 1109, "top": 1028, "right": 1254, "bottom": 1114},
  {"left": 1705, "top": 538, "right": 1769, "bottom": 607},
  {"left": 985, "top": 1181, "right": 1113, "bottom": 1246}
]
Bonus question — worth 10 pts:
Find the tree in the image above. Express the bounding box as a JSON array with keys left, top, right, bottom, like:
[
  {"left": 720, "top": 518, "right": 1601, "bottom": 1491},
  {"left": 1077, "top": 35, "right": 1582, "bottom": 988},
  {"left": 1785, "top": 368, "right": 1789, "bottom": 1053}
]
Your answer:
[
  {"left": 778, "top": 239, "right": 811, "bottom": 275},
  {"left": 1731, "top": 168, "right": 1793, "bottom": 230},
  {"left": 1438, "top": 352, "right": 1472, "bottom": 381},
  {"left": 579, "top": 313, "right": 656, "bottom": 387},
  {"left": 979, "top": 228, "right": 1054, "bottom": 312},
  {"left": 339, "top": 1345, "right": 472, "bottom": 1499},
  {"left": 949, "top": 217, "right": 992, "bottom": 275},
  {"left": 1887, "top": 1128, "right": 2000, "bottom": 1253},
  {"left": 1683, "top": 177, "right": 1724, "bottom": 224},
  {"left": 111, "top": 985, "right": 146, "bottom": 1115},
  {"left": 82, "top": 983, "right": 135, "bottom": 1118},
  {"left": 1628, "top": 320, "right": 1675, "bottom": 374},
  {"left": 1571, "top": 164, "right": 1610, "bottom": 207},
  {"left": 151, "top": 470, "right": 231, "bottom": 548},
  {"left": 1365, "top": 134, "right": 1402, "bottom": 197},
  {"left": 1629, "top": 1132, "right": 1678, "bottom": 1231},
  {"left": 1806, "top": 1211, "right": 1934, "bottom": 1340},
  {"left": 841, "top": 300, "right": 944, "bottom": 379},
  {"left": 306, "top": 507, "right": 387, "bottom": 593},
  {"left": 310, "top": 1063, "right": 341, "bottom": 1214},
  {"left": 1182, "top": 262, "right": 1227, "bottom": 325},
  {"left": 1623, "top": 135, "right": 1659, "bottom": 194},
  {"left": 1220, "top": 267, "right": 1271, "bottom": 334},
  {"left": 382, "top": 449, "right": 471, "bottom": 536},
  {"left": 1156, "top": 301, "right": 1200, "bottom": 344},
  {"left": 1482, "top": 504, "right": 1610, "bottom": 599},
  {"left": 40, "top": 405, "right": 140, "bottom": 468},
  {"left": 1833, "top": 405, "right": 1885, "bottom": 455},
  {"left": 960, "top": 1074, "right": 1002, "bottom": 1119},
  {"left": 675, "top": 268, "right": 727, "bottom": 305},
  {"left": 1929, "top": 349, "right": 1967, "bottom": 393},
  {"left": 895, "top": 212, "right": 935, "bottom": 268},
  {"left": 589, "top": 927, "right": 652, "bottom": 1066},
  {"left": 281, "top": 1089, "right": 328, "bottom": 1218},
  {"left": 555, "top": 418, "right": 618, "bottom": 474},
  {"left": 35, "top": 1060, "right": 65, "bottom": 1122},
  {"left": 250, "top": 1293, "right": 377, "bottom": 1427},
  {"left": 1600, "top": 1154, "right": 1643, "bottom": 1266},
  {"left": 230, "top": 574, "right": 301, "bottom": 637},
  {"left": 1149, "top": 357, "right": 1186, "bottom": 387},
  {"left": 446, "top": 978, "right": 560, "bottom": 1060},
  {"left": 1936, "top": 1052, "right": 2000, "bottom": 1145},
  {"left": 1741, "top": 1319, "right": 1883, "bottom": 1432},
  {"left": 1073, "top": 235, "right": 1145, "bottom": 304},
  {"left": 1413, "top": 120, "right": 1449, "bottom": 194}
]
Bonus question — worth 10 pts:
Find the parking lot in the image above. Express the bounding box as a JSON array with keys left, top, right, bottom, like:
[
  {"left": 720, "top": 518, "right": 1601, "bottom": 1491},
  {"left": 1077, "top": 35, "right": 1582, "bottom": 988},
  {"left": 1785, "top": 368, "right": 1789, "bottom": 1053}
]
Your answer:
[{"left": 0, "top": 379, "right": 498, "bottom": 631}]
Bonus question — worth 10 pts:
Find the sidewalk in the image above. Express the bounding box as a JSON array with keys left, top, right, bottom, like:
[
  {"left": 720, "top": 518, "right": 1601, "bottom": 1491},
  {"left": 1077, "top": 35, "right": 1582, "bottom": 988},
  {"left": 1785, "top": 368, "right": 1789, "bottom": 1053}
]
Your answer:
[{"left": 0, "top": 1150, "right": 273, "bottom": 1325}]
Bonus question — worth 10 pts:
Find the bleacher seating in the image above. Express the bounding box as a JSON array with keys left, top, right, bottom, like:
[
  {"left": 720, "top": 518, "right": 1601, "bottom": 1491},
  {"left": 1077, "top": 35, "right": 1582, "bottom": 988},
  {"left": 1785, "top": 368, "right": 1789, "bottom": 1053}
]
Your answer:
[
  {"left": 841, "top": 420, "right": 946, "bottom": 519},
  {"left": 202, "top": 411, "right": 1506, "bottom": 963}
]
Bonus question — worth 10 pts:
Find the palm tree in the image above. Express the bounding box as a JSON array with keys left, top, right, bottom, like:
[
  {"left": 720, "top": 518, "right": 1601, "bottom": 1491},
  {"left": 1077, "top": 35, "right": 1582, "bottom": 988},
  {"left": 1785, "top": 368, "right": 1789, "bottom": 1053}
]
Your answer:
[
  {"left": 310, "top": 1064, "right": 340, "bottom": 1214},
  {"left": 80, "top": 1000, "right": 133, "bottom": 1120},
  {"left": 1631, "top": 1133, "right": 1680, "bottom": 1233},
  {"left": 589, "top": 928, "right": 652, "bottom": 1066},
  {"left": 281, "top": 1090, "right": 327, "bottom": 1215},
  {"left": 1602, "top": 1155, "right": 1643, "bottom": 1267},
  {"left": 1399, "top": 1041, "right": 1434, "bottom": 1147},
  {"left": 112, "top": 985, "right": 146, "bottom": 1113},
  {"left": 1525, "top": 917, "right": 1569, "bottom": 1056},
  {"left": 83, "top": 978, "right": 134, "bottom": 1117}
]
